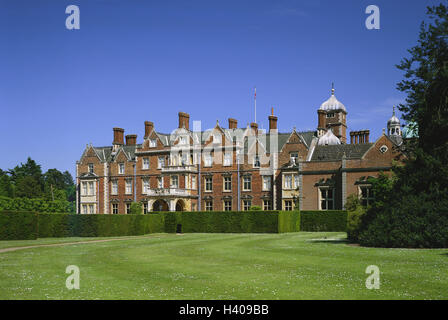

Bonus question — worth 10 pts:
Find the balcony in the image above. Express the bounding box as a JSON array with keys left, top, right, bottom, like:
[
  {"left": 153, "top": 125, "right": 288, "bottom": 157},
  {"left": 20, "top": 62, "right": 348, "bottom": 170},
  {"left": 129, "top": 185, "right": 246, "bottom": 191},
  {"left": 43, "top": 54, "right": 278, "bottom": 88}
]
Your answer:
[
  {"left": 161, "top": 164, "right": 198, "bottom": 173},
  {"left": 146, "top": 188, "right": 193, "bottom": 197}
]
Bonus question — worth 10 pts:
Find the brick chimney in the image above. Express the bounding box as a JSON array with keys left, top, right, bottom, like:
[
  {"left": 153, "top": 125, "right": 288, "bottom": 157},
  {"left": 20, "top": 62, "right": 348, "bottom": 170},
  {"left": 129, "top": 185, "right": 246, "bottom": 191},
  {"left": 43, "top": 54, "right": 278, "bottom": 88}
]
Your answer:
[
  {"left": 178, "top": 112, "right": 190, "bottom": 130},
  {"left": 144, "top": 121, "right": 154, "bottom": 138},
  {"left": 250, "top": 122, "right": 258, "bottom": 135},
  {"left": 113, "top": 127, "right": 124, "bottom": 145},
  {"left": 228, "top": 118, "right": 238, "bottom": 129},
  {"left": 125, "top": 134, "right": 137, "bottom": 145},
  {"left": 268, "top": 108, "right": 278, "bottom": 132}
]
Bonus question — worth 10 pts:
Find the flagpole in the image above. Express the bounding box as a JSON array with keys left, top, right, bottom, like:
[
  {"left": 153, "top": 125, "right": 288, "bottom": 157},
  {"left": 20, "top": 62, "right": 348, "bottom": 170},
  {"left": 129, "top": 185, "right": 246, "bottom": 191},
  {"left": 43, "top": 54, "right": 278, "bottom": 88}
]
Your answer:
[{"left": 254, "top": 87, "right": 257, "bottom": 123}]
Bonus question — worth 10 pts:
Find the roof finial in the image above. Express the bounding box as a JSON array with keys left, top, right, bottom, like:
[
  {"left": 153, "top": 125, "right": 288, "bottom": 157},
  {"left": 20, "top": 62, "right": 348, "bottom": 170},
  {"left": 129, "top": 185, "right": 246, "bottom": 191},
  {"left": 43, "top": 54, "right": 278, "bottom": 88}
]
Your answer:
[
  {"left": 271, "top": 107, "right": 274, "bottom": 116},
  {"left": 331, "top": 82, "right": 335, "bottom": 95},
  {"left": 393, "top": 105, "right": 396, "bottom": 116}
]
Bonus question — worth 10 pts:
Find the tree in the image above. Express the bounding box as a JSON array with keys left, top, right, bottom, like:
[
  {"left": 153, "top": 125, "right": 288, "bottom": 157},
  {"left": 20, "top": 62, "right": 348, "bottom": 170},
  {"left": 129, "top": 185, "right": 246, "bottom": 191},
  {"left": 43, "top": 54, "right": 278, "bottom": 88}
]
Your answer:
[
  {"left": 9, "top": 157, "right": 44, "bottom": 197},
  {"left": 0, "top": 169, "right": 13, "bottom": 198},
  {"left": 129, "top": 202, "right": 143, "bottom": 214},
  {"left": 358, "top": 4, "right": 448, "bottom": 248}
]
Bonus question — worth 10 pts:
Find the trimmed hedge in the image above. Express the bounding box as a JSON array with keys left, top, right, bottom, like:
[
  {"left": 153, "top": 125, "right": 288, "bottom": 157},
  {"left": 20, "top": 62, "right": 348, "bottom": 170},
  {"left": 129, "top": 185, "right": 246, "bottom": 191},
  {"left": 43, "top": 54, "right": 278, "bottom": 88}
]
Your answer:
[
  {"left": 171, "top": 211, "right": 281, "bottom": 233},
  {"left": 300, "top": 210, "right": 347, "bottom": 232},
  {"left": 278, "top": 211, "right": 300, "bottom": 233},
  {"left": 0, "top": 211, "right": 38, "bottom": 240},
  {"left": 37, "top": 213, "right": 165, "bottom": 238},
  {"left": 1, "top": 210, "right": 347, "bottom": 240}
]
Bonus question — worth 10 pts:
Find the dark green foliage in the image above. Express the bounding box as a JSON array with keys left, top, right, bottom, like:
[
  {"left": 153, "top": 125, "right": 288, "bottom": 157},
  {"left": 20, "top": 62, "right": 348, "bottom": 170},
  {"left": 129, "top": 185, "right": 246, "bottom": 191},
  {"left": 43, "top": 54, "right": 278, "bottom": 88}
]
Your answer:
[
  {"left": 278, "top": 211, "right": 300, "bottom": 233},
  {"left": 300, "top": 211, "right": 347, "bottom": 232},
  {"left": 345, "top": 194, "right": 366, "bottom": 242},
  {"left": 0, "top": 196, "right": 72, "bottom": 213},
  {"left": 249, "top": 205, "right": 262, "bottom": 211},
  {"left": 164, "top": 211, "right": 282, "bottom": 234},
  {"left": 359, "top": 5, "right": 448, "bottom": 248},
  {"left": 37, "top": 213, "right": 166, "bottom": 238},
  {"left": 129, "top": 202, "right": 143, "bottom": 215},
  {"left": 0, "top": 211, "right": 38, "bottom": 240}
]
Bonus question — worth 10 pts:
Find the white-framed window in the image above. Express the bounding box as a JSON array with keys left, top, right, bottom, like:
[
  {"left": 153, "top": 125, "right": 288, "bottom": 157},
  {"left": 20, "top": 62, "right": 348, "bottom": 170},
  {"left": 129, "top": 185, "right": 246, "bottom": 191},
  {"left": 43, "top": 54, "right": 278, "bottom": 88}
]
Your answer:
[
  {"left": 111, "top": 180, "right": 118, "bottom": 195},
  {"left": 82, "top": 182, "right": 87, "bottom": 195},
  {"left": 82, "top": 204, "right": 87, "bottom": 214},
  {"left": 223, "top": 176, "right": 232, "bottom": 192},
  {"left": 263, "top": 199, "right": 271, "bottom": 211},
  {"left": 294, "top": 175, "right": 299, "bottom": 189},
  {"left": 212, "top": 134, "right": 220, "bottom": 144},
  {"left": 284, "top": 175, "right": 292, "bottom": 189},
  {"left": 88, "top": 163, "right": 94, "bottom": 174},
  {"left": 150, "top": 139, "right": 157, "bottom": 148},
  {"left": 143, "top": 202, "right": 148, "bottom": 214},
  {"left": 204, "top": 153, "right": 212, "bottom": 167},
  {"left": 157, "top": 176, "right": 163, "bottom": 188},
  {"left": 118, "top": 163, "right": 125, "bottom": 174},
  {"left": 243, "top": 176, "right": 251, "bottom": 191},
  {"left": 320, "top": 188, "right": 334, "bottom": 210},
  {"left": 112, "top": 203, "right": 118, "bottom": 214},
  {"left": 191, "top": 176, "right": 197, "bottom": 190},
  {"left": 284, "top": 200, "right": 293, "bottom": 211},
  {"left": 88, "top": 181, "right": 95, "bottom": 195},
  {"left": 262, "top": 176, "right": 272, "bottom": 191},
  {"left": 181, "top": 152, "right": 189, "bottom": 165},
  {"left": 290, "top": 152, "right": 298, "bottom": 164},
  {"left": 88, "top": 204, "right": 94, "bottom": 214},
  {"left": 326, "top": 113, "right": 335, "bottom": 118},
  {"left": 158, "top": 156, "right": 165, "bottom": 169},
  {"left": 126, "top": 203, "right": 131, "bottom": 214},
  {"left": 359, "top": 185, "right": 375, "bottom": 206},
  {"left": 224, "top": 200, "right": 232, "bottom": 211},
  {"left": 142, "top": 178, "right": 150, "bottom": 194},
  {"left": 242, "top": 200, "right": 251, "bottom": 211},
  {"left": 205, "top": 176, "right": 213, "bottom": 192},
  {"left": 205, "top": 200, "right": 213, "bottom": 211},
  {"left": 223, "top": 153, "right": 232, "bottom": 166},
  {"left": 142, "top": 157, "right": 150, "bottom": 169},
  {"left": 125, "top": 179, "right": 132, "bottom": 194},
  {"left": 171, "top": 175, "right": 179, "bottom": 188}
]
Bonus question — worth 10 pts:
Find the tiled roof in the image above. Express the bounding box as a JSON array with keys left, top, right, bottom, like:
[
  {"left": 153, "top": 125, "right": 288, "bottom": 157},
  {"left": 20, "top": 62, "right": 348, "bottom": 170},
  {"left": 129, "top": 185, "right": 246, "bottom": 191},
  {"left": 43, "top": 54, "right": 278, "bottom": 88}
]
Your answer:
[{"left": 311, "top": 143, "right": 373, "bottom": 161}]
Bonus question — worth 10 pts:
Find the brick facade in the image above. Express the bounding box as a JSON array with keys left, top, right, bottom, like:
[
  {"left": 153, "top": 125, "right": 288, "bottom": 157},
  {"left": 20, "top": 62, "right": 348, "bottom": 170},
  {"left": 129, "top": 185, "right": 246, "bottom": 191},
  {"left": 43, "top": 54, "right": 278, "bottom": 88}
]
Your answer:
[{"left": 76, "top": 92, "right": 405, "bottom": 214}]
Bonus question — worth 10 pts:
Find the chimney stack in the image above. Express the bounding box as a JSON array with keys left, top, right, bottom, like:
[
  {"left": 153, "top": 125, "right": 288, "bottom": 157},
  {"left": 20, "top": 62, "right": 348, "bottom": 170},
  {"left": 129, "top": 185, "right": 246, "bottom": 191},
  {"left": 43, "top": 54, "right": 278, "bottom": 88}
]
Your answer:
[
  {"left": 144, "top": 121, "right": 154, "bottom": 138},
  {"left": 228, "top": 118, "right": 238, "bottom": 129},
  {"left": 350, "top": 130, "right": 370, "bottom": 144},
  {"left": 125, "top": 134, "right": 137, "bottom": 145},
  {"left": 113, "top": 127, "right": 124, "bottom": 145},
  {"left": 178, "top": 112, "right": 190, "bottom": 130},
  {"left": 268, "top": 108, "right": 278, "bottom": 132}
]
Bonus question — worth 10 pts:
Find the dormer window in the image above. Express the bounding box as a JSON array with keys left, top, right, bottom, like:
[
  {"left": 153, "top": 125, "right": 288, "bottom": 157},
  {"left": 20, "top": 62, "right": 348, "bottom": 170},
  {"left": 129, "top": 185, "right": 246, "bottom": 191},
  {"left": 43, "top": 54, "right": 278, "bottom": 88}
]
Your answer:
[
  {"left": 213, "top": 134, "right": 220, "bottom": 144},
  {"left": 326, "top": 113, "right": 335, "bottom": 118},
  {"left": 88, "top": 163, "right": 94, "bottom": 174},
  {"left": 118, "top": 163, "right": 125, "bottom": 174},
  {"left": 149, "top": 139, "right": 157, "bottom": 148}
]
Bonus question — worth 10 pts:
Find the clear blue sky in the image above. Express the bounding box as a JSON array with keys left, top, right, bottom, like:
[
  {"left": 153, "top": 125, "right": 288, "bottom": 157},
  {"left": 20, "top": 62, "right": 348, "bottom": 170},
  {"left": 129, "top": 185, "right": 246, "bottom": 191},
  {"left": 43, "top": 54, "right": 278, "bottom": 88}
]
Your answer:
[{"left": 0, "top": 0, "right": 440, "bottom": 177}]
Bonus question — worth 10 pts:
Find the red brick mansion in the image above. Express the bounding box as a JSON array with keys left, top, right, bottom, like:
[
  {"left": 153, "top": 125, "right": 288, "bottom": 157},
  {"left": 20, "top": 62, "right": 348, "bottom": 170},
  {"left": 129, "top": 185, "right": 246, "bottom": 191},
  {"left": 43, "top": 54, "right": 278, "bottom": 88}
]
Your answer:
[{"left": 76, "top": 88, "right": 404, "bottom": 214}]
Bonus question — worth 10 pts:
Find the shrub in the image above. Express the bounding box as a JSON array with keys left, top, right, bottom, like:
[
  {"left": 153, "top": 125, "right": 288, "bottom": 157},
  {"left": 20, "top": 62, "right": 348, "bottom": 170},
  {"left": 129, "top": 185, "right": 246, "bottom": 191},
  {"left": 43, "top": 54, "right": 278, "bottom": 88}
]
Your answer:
[
  {"left": 345, "top": 194, "right": 366, "bottom": 242},
  {"left": 0, "top": 211, "right": 38, "bottom": 240},
  {"left": 300, "top": 210, "right": 347, "bottom": 232},
  {"left": 129, "top": 202, "right": 143, "bottom": 215}
]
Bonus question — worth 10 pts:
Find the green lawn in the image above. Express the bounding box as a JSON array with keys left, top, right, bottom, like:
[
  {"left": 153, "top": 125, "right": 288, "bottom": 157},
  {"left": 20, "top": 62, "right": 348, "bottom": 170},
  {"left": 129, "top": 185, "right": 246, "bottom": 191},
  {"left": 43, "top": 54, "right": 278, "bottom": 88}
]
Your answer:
[{"left": 0, "top": 232, "right": 447, "bottom": 299}]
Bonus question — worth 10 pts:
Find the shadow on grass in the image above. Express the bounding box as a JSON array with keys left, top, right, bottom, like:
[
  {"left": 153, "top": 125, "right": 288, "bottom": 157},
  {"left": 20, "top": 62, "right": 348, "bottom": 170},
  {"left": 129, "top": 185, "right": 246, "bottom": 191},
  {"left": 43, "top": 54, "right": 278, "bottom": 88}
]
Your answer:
[{"left": 307, "top": 238, "right": 349, "bottom": 245}]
